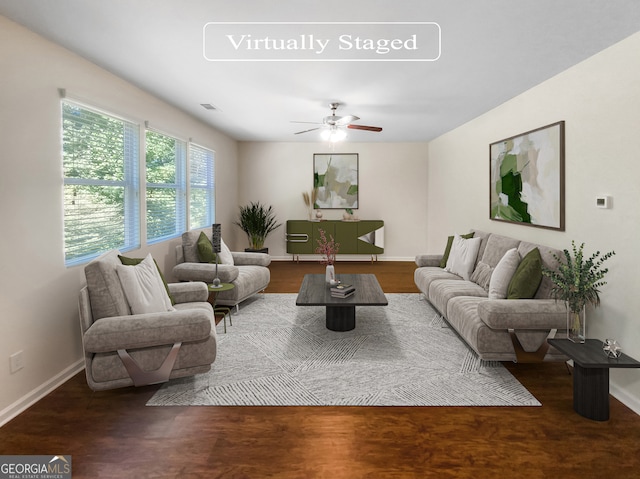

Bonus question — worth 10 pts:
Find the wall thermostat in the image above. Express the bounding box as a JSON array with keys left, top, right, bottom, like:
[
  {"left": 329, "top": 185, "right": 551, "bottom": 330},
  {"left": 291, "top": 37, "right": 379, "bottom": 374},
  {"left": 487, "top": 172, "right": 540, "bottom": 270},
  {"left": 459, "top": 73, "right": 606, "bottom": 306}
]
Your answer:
[{"left": 596, "top": 196, "right": 611, "bottom": 209}]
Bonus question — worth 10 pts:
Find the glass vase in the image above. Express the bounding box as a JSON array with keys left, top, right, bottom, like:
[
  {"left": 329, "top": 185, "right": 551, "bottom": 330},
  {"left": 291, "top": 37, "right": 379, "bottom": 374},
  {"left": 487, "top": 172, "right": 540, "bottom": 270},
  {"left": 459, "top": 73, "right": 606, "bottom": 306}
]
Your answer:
[{"left": 567, "top": 304, "right": 586, "bottom": 343}]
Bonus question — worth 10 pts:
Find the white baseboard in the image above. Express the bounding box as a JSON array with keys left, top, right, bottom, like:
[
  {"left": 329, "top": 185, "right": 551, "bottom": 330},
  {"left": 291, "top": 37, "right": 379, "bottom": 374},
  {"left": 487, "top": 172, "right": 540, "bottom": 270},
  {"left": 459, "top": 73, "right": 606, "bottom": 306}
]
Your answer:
[
  {"left": 0, "top": 360, "right": 85, "bottom": 427},
  {"left": 610, "top": 382, "right": 640, "bottom": 417}
]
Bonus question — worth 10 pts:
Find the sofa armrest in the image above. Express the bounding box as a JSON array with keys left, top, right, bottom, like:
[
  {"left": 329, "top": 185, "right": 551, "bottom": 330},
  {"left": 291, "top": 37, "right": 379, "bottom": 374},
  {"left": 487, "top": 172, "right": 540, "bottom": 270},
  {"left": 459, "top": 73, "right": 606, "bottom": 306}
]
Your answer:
[
  {"left": 168, "top": 281, "right": 209, "bottom": 303},
  {"left": 415, "top": 254, "right": 442, "bottom": 267},
  {"left": 477, "top": 299, "right": 566, "bottom": 330},
  {"left": 232, "top": 252, "right": 271, "bottom": 267},
  {"left": 84, "top": 309, "right": 212, "bottom": 353},
  {"left": 173, "top": 263, "right": 240, "bottom": 283}
]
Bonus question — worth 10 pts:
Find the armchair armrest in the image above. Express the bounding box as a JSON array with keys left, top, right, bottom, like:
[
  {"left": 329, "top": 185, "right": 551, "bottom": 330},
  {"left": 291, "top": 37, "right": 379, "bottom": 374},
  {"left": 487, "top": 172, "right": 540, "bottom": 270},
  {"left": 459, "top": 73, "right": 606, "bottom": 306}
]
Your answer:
[
  {"left": 172, "top": 263, "right": 240, "bottom": 283},
  {"left": 83, "top": 309, "right": 212, "bottom": 353},
  {"left": 232, "top": 252, "right": 271, "bottom": 267},
  {"left": 168, "top": 281, "right": 209, "bottom": 303},
  {"left": 415, "top": 254, "right": 443, "bottom": 267},
  {"left": 478, "top": 299, "right": 566, "bottom": 330}
]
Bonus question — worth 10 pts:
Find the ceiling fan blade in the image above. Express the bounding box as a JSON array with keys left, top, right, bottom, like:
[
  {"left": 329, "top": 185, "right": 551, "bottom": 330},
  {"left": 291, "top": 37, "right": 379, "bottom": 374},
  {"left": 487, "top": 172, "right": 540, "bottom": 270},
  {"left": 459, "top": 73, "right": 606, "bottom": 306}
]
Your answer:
[
  {"left": 347, "top": 124, "right": 383, "bottom": 132},
  {"left": 335, "top": 115, "right": 360, "bottom": 125},
  {"left": 294, "top": 127, "right": 321, "bottom": 135}
]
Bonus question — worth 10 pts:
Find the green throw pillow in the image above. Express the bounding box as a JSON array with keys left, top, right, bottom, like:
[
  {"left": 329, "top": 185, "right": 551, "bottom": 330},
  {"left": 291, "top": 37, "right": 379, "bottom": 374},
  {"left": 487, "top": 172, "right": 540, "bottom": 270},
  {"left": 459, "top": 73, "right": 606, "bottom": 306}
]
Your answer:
[
  {"left": 439, "top": 232, "right": 475, "bottom": 268},
  {"left": 118, "top": 254, "right": 176, "bottom": 305},
  {"left": 507, "top": 247, "right": 543, "bottom": 299},
  {"left": 197, "top": 231, "right": 217, "bottom": 263}
]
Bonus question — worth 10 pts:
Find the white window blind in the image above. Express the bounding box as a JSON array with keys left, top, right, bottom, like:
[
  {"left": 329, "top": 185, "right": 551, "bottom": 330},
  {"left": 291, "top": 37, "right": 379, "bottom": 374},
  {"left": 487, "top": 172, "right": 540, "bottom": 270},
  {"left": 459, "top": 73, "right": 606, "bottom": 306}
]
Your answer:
[
  {"left": 145, "top": 129, "right": 187, "bottom": 243},
  {"left": 62, "top": 100, "right": 140, "bottom": 266},
  {"left": 189, "top": 143, "right": 215, "bottom": 229}
]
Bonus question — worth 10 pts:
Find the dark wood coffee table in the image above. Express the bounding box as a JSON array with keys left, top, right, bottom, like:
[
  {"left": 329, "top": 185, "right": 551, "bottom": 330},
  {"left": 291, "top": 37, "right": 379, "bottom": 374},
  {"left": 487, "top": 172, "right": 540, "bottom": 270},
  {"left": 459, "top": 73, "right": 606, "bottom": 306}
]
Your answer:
[{"left": 296, "top": 273, "right": 388, "bottom": 331}]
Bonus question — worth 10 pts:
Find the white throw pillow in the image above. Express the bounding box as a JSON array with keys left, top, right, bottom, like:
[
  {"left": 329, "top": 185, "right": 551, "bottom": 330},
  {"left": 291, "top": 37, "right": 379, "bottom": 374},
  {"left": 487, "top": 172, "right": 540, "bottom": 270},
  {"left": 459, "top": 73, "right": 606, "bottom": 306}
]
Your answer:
[
  {"left": 116, "top": 254, "right": 175, "bottom": 314},
  {"left": 444, "top": 234, "right": 482, "bottom": 281},
  {"left": 218, "top": 239, "right": 234, "bottom": 265},
  {"left": 488, "top": 248, "right": 521, "bottom": 299}
]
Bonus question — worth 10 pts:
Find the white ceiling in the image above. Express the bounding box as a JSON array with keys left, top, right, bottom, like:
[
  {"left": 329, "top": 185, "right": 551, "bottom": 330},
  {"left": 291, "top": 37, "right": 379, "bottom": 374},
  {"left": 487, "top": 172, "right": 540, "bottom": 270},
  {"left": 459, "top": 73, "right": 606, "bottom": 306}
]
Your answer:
[{"left": 2, "top": 0, "right": 640, "bottom": 143}]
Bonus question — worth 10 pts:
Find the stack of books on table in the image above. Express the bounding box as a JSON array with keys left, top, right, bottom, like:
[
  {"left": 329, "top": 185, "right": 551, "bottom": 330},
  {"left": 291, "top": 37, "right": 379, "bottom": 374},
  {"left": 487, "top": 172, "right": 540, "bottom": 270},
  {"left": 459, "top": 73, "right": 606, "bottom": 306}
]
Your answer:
[{"left": 331, "top": 283, "right": 355, "bottom": 298}]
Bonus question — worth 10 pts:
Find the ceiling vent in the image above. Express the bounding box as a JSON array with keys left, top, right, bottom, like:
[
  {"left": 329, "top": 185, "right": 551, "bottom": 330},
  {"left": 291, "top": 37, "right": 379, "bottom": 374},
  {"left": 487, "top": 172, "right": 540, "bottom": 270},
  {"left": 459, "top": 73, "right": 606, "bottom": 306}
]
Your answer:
[{"left": 200, "top": 103, "right": 218, "bottom": 111}]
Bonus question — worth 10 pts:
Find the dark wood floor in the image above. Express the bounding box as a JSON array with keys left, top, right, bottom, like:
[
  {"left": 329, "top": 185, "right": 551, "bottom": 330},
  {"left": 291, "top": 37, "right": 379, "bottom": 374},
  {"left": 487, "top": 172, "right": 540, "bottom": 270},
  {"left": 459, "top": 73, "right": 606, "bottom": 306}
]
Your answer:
[{"left": 2, "top": 261, "right": 640, "bottom": 478}]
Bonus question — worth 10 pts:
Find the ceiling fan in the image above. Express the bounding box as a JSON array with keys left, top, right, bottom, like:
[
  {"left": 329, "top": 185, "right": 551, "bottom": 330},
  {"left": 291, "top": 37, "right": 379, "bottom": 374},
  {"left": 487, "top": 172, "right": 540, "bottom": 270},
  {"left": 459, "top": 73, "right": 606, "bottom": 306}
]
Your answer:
[{"left": 292, "top": 102, "right": 382, "bottom": 141}]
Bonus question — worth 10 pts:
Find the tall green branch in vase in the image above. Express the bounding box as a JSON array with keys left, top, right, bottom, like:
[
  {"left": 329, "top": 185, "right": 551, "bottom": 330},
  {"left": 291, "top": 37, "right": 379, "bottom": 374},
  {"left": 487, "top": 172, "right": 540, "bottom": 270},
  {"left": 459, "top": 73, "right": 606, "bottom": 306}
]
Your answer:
[{"left": 542, "top": 241, "right": 615, "bottom": 313}]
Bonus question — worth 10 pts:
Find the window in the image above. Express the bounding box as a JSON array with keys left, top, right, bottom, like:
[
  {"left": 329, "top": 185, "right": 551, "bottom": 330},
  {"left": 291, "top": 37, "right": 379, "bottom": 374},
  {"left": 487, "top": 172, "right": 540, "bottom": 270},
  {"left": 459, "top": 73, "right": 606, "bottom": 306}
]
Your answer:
[
  {"left": 145, "top": 129, "right": 186, "bottom": 243},
  {"left": 62, "top": 101, "right": 140, "bottom": 266},
  {"left": 189, "top": 143, "right": 215, "bottom": 229}
]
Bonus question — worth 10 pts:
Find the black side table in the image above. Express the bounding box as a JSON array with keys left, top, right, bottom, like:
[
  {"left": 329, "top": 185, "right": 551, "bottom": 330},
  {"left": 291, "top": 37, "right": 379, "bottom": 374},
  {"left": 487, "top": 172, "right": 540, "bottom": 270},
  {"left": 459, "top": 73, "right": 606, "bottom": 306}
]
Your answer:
[{"left": 548, "top": 338, "right": 640, "bottom": 421}]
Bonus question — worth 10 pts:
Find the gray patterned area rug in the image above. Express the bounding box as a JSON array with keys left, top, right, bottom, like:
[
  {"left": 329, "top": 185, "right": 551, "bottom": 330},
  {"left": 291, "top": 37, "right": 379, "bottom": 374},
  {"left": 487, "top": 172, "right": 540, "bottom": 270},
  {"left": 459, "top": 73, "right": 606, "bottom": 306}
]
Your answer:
[{"left": 147, "top": 293, "right": 540, "bottom": 407}]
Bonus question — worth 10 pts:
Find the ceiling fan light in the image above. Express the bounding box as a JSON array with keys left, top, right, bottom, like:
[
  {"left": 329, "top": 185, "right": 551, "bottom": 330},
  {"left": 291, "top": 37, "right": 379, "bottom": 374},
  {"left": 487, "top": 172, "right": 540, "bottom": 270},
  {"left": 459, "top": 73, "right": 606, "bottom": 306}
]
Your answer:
[{"left": 321, "top": 127, "right": 346, "bottom": 142}]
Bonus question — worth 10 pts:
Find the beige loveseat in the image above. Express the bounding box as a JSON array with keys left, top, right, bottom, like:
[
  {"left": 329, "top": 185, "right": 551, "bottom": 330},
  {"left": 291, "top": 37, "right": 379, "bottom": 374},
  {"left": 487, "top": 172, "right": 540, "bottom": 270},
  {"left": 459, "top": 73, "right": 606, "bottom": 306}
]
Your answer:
[
  {"left": 415, "top": 230, "right": 567, "bottom": 362},
  {"left": 173, "top": 230, "right": 271, "bottom": 309}
]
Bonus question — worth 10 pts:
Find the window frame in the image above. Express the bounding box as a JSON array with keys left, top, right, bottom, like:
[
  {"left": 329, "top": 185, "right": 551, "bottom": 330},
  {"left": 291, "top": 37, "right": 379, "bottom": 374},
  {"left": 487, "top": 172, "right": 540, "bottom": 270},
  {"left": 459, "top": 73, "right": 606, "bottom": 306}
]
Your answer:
[
  {"left": 61, "top": 99, "right": 141, "bottom": 266},
  {"left": 144, "top": 127, "right": 187, "bottom": 244},
  {"left": 188, "top": 142, "right": 216, "bottom": 230}
]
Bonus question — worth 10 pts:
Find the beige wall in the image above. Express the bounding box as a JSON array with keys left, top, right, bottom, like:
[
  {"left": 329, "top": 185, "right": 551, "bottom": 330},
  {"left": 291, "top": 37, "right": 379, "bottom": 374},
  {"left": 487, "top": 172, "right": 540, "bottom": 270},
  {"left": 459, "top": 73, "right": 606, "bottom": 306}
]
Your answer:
[
  {"left": 0, "top": 17, "right": 238, "bottom": 422},
  {"left": 427, "top": 32, "right": 640, "bottom": 413},
  {"left": 237, "top": 141, "right": 429, "bottom": 259}
]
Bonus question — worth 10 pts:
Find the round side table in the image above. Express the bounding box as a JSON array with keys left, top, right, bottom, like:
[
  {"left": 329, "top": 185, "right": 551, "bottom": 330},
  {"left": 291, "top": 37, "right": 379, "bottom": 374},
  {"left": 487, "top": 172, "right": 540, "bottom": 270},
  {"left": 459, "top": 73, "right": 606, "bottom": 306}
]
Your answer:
[{"left": 208, "top": 283, "right": 235, "bottom": 333}]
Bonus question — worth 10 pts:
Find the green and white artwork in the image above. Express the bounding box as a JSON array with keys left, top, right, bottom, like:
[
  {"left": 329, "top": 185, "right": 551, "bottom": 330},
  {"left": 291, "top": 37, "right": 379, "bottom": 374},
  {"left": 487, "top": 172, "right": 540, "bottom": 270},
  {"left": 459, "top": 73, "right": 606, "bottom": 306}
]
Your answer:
[
  {"left": 313, "top": 153, "right": 358, "bottom": 209},
  {"left": 490, "top": 121, "right": 565, "bottom": 231}
]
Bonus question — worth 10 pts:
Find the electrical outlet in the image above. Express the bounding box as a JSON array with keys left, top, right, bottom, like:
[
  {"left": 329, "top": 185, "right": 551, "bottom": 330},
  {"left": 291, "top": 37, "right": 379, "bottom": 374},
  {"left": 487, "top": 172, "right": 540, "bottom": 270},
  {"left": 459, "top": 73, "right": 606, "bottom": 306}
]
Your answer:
[{"left": 10, "top": 350, "right": 24, "bottom": 374}]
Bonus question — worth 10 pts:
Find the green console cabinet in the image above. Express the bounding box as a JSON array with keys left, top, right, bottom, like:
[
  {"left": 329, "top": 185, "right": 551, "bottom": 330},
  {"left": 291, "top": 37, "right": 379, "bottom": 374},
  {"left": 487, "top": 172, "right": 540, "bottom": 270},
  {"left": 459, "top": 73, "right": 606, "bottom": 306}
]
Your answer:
[{"left": 286, "top": 220, "right": 384, "bottom": 260}]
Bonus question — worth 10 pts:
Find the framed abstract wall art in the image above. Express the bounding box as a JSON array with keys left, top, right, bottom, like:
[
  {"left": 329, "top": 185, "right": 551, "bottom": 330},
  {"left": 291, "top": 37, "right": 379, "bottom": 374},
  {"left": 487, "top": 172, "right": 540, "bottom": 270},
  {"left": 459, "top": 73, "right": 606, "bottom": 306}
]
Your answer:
[
  {"left": 489, "top": 121, "right": 565, "bottom": 231},
  {"left": 313, "top": 153, "right": 359, "bottom": 209}
]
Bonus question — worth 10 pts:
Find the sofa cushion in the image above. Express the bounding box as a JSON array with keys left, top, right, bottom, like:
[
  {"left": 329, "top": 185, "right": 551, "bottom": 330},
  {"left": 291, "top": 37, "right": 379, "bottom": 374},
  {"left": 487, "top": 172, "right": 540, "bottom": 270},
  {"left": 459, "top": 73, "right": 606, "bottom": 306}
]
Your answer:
[
  {"left": 215, "top": 265, "right": 271, "bottom": 306},
  {"left": 479, "top": 234, "right": 521, "bottom": 267},
  {"left": 182, "top": 230, "right": 234, "bottom": 265},
  {"left": 116, "top": 254, "right": 175, "bottom": 314},
  {"left": 197, "top": 231, "right": 217, "bottom": 263},
  {"left": 439, "top": 232, "right": 474, "bottom": 268},
  {"left": 429, "top": 279, "right": 487, "bottom": 317},
  {"left": 119, "top": 254, "right": 175, "bottom": 305},
  {"left": 414, "top": 267, "right": 462, "bottom": 297},
  {"left": 507, "top": 247, "right": 543, "bottom": 299},
  {"left": 488, "top": 248, "right": 520, "bottom": 299},
  {"left": 517, "top": 242, "right": 563, "bottom": 299},
  {"left": 444, "top": 234, "right": 482, "bottom": 281},
  {"left": 85, "top": 250, "right": 131, "bottom": 320},
  {"left": 470, "top": 261, "right": 493, "bottom": 291},
  {"left": 219, "top": 239, "right": 235, "bottom": 265},
  {"left": 83, "top": 308, "right": 212, "bottom": 353}
]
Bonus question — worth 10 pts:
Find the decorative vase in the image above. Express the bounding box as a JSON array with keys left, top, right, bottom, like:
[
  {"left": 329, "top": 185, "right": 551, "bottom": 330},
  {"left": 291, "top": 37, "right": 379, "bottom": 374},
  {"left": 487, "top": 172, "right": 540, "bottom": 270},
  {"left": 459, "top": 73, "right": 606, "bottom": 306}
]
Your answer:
[
  {"left": 567, "top": 304, "right": 586, "bottom": 343},
  {"left": 325, "top": 264, "right": 335, "bottom": 284},
  {"left": 316, "top": 210, "right": 323, "bottom": 220}
]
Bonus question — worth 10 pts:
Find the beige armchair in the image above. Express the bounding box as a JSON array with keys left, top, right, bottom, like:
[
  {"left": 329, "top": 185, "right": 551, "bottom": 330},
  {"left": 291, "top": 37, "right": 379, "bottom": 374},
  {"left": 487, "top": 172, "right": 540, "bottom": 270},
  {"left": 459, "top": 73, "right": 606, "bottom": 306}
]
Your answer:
[{"left": 79, "top": 250, "right": 217, "bottom": 391}]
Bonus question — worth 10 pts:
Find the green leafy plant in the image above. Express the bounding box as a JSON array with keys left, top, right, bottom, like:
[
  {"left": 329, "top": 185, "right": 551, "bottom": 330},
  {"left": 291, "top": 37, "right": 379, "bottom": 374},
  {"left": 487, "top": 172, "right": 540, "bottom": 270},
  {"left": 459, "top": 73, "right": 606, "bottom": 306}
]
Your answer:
[
  {"left": 234, "top": 202, "right": 281, "bottom": 250},
  {"left": 542, "top": 241, "right": 615, "bottom": 313}
]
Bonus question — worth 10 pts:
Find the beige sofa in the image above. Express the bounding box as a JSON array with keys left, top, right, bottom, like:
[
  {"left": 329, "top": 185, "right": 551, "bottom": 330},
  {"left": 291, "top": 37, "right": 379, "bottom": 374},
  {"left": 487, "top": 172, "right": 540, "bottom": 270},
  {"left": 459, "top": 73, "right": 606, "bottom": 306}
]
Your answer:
[
  {"left": 414, "top": 230, "right": 567, "bottom": 362},
  {"left": 173, "top": 230, "right": 271, "bottom": 309}
]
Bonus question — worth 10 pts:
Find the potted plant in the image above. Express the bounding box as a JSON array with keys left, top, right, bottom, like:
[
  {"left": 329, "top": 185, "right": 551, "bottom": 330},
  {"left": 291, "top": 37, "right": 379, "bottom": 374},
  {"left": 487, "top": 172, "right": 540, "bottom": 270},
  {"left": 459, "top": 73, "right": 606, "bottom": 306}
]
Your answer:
[
  {"left": 234, "top": 202, "right": 282, "bottom": 253},
  {"left": 542, "top": 241, "right": 615, "bottom": 343}
]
